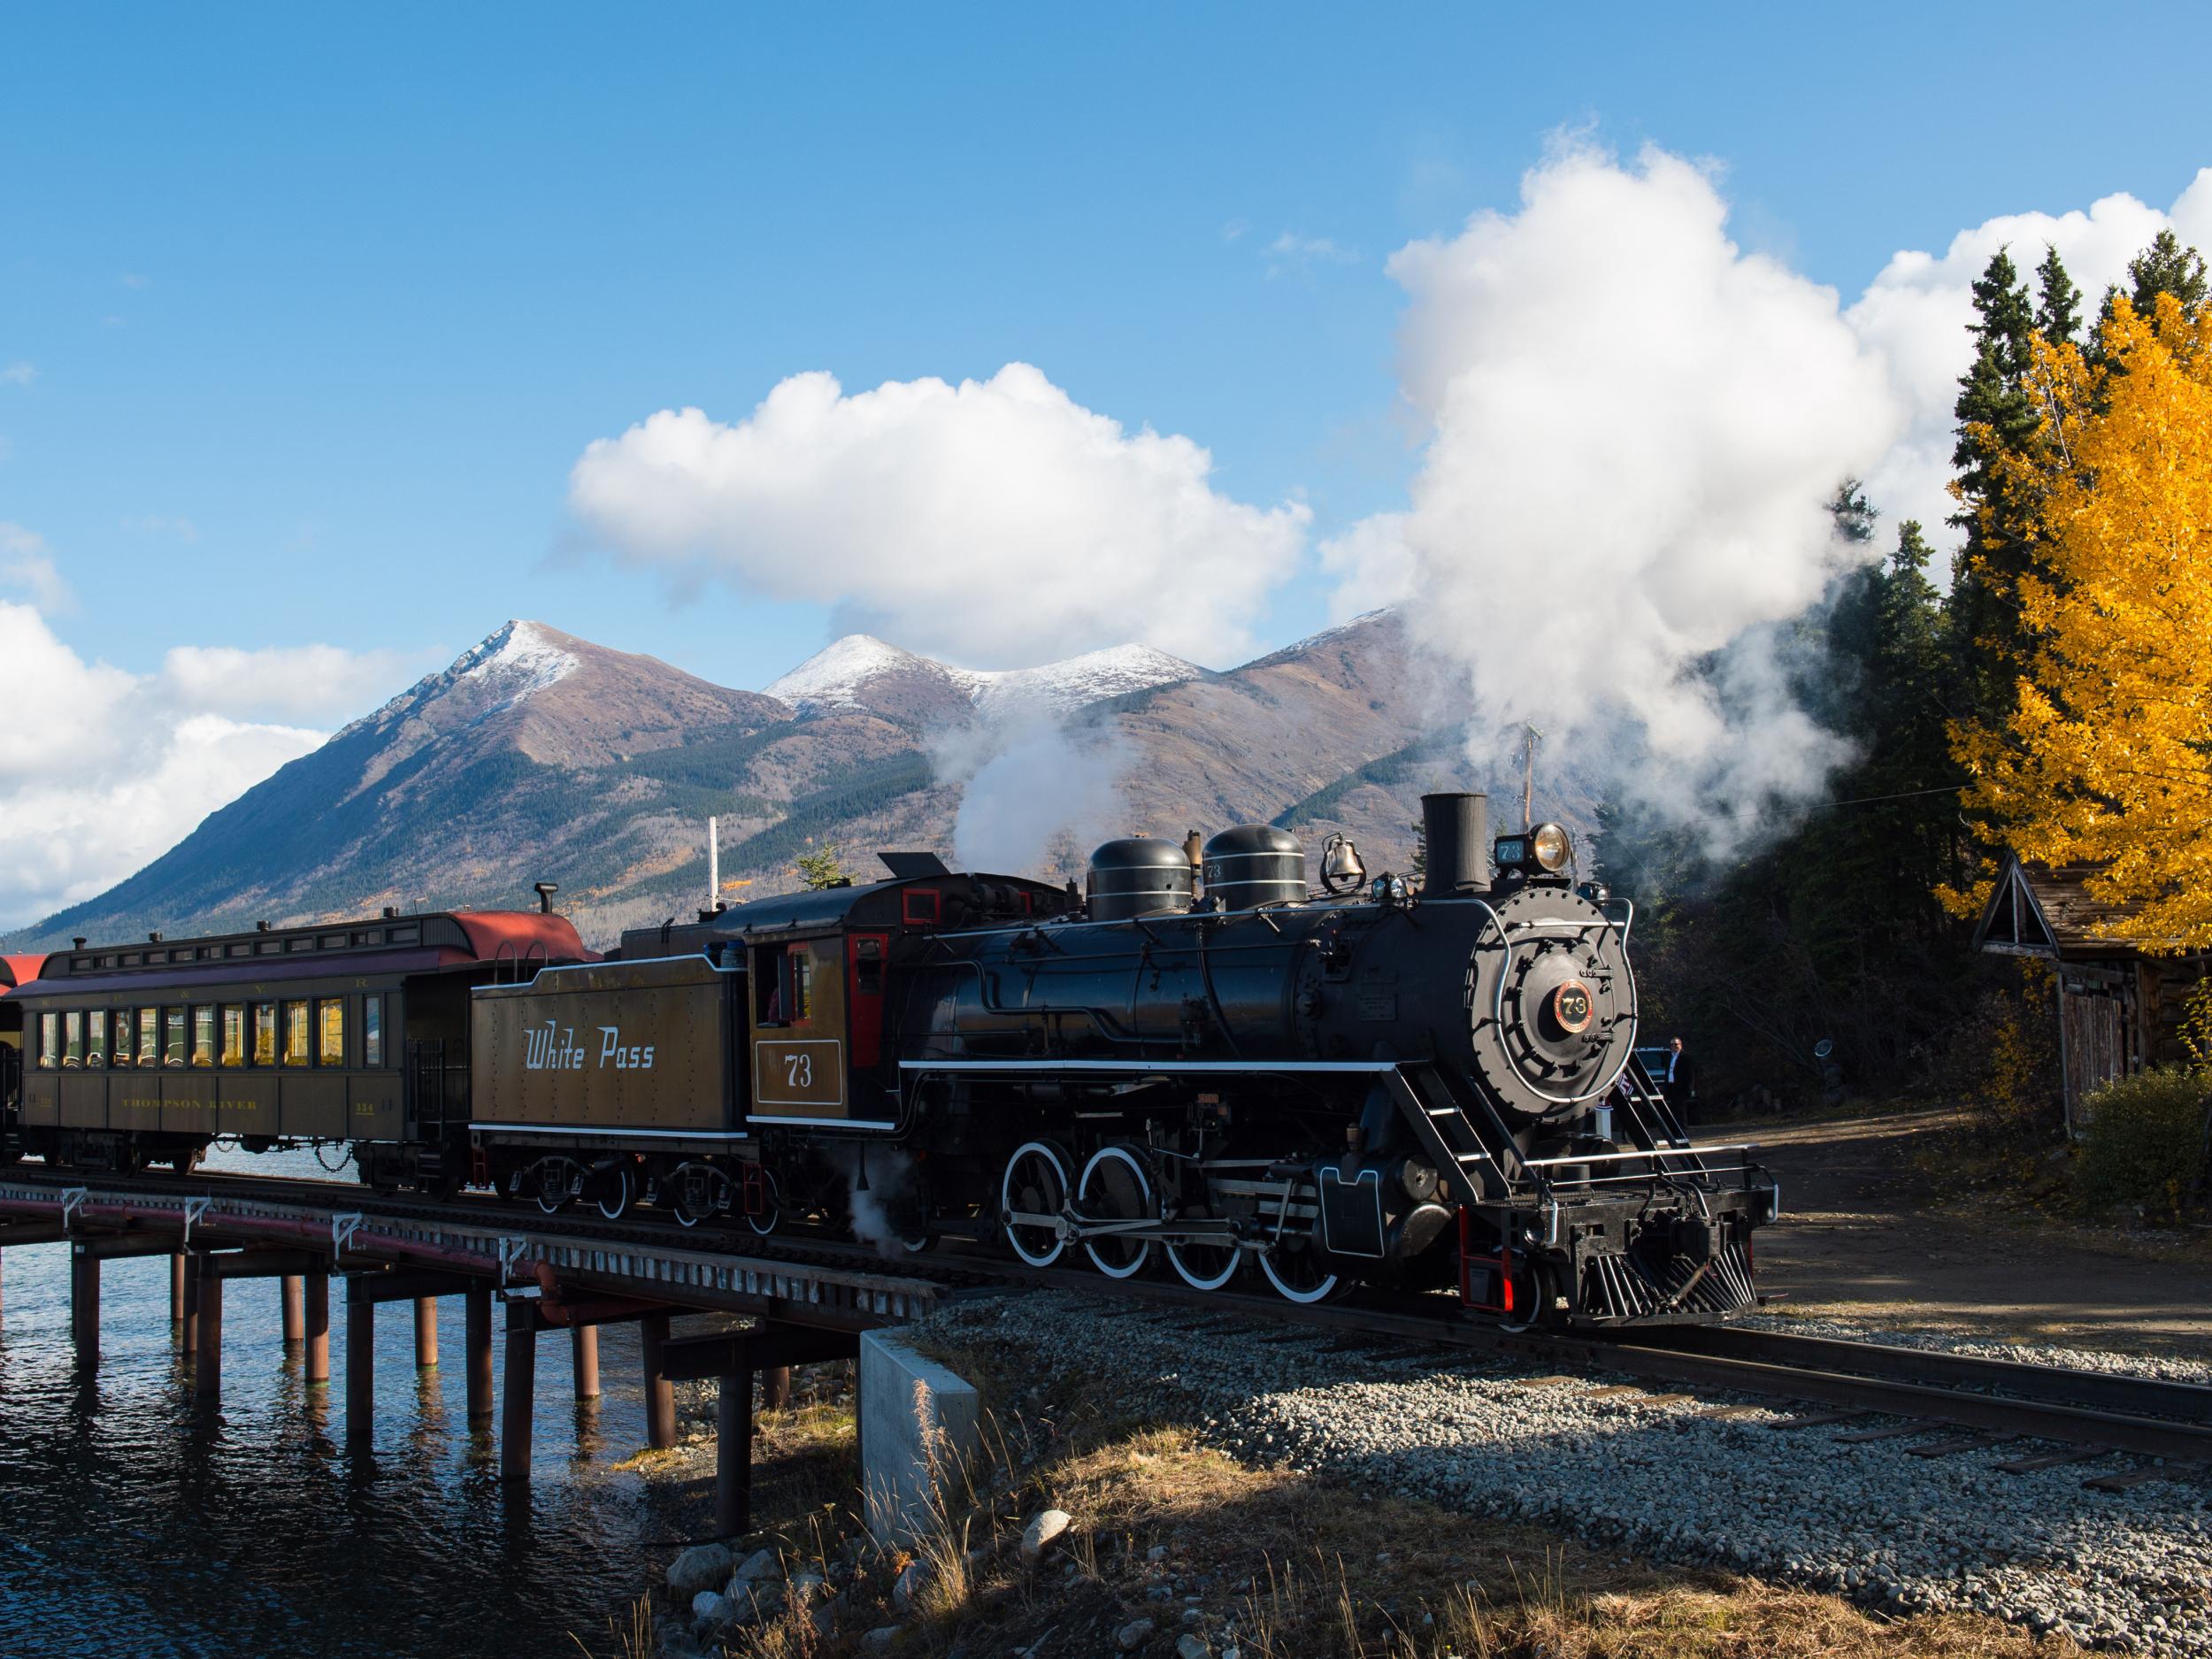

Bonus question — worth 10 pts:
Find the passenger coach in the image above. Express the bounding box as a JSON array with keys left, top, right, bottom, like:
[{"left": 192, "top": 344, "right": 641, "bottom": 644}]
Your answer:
[{"left": 4, "top": 905, "right": 585, "bottom": 1188}]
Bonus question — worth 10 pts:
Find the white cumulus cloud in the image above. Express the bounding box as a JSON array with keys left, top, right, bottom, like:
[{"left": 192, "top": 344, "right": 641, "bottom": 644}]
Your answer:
[
  {"left": 1332, "top": 143, "right": 1904, "bottom": 840},
  {"left": 0, "top": 547, "right": 410, "bottom": 929},
  {"left": 567, "top": 362, "right": 1309, "bottom": 670},
  {"left": 1849, "top": 166, "right": 2212, "bottom": 549}
]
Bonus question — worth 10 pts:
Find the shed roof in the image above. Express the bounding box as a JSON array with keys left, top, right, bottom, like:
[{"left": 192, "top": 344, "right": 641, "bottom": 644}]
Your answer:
[{"left": 1972, "top": 855, "right": 2198, "bottom": 959}]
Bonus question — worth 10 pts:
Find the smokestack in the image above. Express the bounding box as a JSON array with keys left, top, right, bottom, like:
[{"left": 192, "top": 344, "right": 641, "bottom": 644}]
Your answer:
[
  {"left": 709, "top": 816, "right": 720, "bottom": 911},
  {"left": 534, "top": 881, "right": 559, "bottom": 915},
  {"left": 1420, "top": 793, "right": 1490, "bottom": 895}
]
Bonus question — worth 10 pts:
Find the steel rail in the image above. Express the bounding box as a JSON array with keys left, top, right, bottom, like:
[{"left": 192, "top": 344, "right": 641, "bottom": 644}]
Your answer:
[{"left": 4, "top": 1164, "right": 2208, "bottom": 1463}]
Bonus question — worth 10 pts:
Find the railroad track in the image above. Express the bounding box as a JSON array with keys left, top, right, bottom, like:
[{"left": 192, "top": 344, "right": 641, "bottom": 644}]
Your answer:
[{"left": 8, "top": 1162, "right": 2210, "bottom": 1470}]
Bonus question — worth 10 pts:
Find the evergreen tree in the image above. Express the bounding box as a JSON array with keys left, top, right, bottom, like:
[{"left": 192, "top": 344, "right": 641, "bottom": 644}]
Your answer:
[
  {"left": 2126, "top": 228, "right": 2208, "bottom": 320},
  {"left": 794, "top": 841, "right": 849, "bottom": 889},
  {"left": 1948, "top": 248, "right": 2043, "bottom": 718},
  {"left": 2034, "top": 244, "right": 2081, "bottom": 345}
]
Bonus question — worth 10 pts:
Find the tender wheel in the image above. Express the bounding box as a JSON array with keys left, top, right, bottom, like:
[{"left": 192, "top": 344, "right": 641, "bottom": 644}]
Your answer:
[
  {"left": 1078, "top": 1145, "right": 1156, "bottom": 1279},
  {"left": 533, "top": 1161, "right": 571, "bottom": 1216},
  {"left": 1165, "top": 1204, "right": 1241, "bottom": 1292},
  {"left": 593, "top": 1160, "right": 636, "bottom": 1221},
  {"left": 1000, "top": 1141, "right": 1071, "bottom": 1268},
  {"left": 1258, "top": 1235, "right": 1342, "bottom": 1305}
]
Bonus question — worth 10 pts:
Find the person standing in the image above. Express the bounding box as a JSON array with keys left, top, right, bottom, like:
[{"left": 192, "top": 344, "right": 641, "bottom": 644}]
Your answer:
[{"left": 1664, "top": 1036, "right": 1696, "bottom": 1121}]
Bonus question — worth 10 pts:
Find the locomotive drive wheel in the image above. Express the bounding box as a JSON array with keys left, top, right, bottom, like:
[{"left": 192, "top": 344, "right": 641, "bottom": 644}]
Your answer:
[
  {"left": 1259, "top": 1236, "right": 1341, "bottom": 1304},
  {"left": 745, "top": 1166, "right": 781, "bottom": 1237},
  {"left": 1164, "top": 1205, "right": 1241, "bottom": 1293},
  {"left": 1000, "top": 1141, "right": 1071, "bottom": 1268},
  {"left": 1077, "top": 1144, "right": 1155, "bottom": 1279}
]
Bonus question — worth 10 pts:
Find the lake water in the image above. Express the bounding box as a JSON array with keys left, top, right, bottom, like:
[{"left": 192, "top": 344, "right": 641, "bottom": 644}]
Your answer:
[{"left": 0, "top": 1148, "right": 708, "bottom": 1659}]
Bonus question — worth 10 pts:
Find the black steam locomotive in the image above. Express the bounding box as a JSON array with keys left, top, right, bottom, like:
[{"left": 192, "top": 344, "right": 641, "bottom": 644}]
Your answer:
[{"left": 3, "top": 793, "right": 1775, "bottom": 1327}]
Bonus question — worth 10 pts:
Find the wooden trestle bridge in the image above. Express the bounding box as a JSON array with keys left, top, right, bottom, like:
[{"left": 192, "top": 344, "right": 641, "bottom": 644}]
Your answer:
[{"left": 0, "top": 1171, "right": 942, "bottom": 1532}]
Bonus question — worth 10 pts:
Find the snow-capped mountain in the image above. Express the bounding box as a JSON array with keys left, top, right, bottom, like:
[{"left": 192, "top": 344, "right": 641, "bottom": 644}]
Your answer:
[{"left": 764, "top": 634, "right": 1204, "bottom": 723}]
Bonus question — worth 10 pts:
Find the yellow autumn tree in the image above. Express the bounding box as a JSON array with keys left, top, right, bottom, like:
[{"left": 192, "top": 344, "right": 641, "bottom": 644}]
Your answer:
[{"left": 1949, "top": 292, "right": 2212, "bottom": 945}]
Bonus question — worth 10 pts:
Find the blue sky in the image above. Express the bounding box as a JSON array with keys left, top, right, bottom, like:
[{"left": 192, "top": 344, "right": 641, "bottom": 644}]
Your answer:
[
  {"left": 0, "top": 3, "right": 2208, "bottom": 926},
  {"left": 8, "top": 2, "right": 2206, "bottom": 689}
]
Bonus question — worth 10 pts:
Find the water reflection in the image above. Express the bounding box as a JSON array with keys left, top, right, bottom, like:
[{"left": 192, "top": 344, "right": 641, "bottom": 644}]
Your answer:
[{"left": 0, "top": 1148, "right": 706, "bottom": 1658}]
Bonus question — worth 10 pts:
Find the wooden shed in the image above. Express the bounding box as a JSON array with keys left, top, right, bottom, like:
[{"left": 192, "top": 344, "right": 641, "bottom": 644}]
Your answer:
[{"left": 1974, "top": 855, "right": 2209, "bottom": 1130}]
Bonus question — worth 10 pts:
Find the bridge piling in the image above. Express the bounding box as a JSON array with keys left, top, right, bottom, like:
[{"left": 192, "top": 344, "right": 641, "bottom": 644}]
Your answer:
[
  {"left": 195, "top": 1257, "right": 223, "bottom": 1398},
  {"left": 281, "top": 1275, "right": 304, "bottom": 1346},
  {"left": 501, "top": 1297, "right": 536, "bottom": 1483},
  {"left": 640, "top": 1313, "right": 674, "bottom": 1449},
  {"left": 763, "top": 1364, "right": 791, "bottom": 1410},
  {"left": 345, "top": 1280, "right": 374, "bottom": 1445},
  {"left": 571, "top": 1324, "right": 599, "bottom": 1400},
  {"left": 70, "top": 1245, "right": 98, "bottom": 1368},
  {"left": 180, "top": 1250, "right": 200, "bottom": 1355},
  {"left": 465, "top": 1284, "right": 493, "bottom": 1419},
  {"left": 170, "top": 1253, "right": 186, "bottom": 1327},
  {"left": 304, "top": 1271, "right": 330, "bottom": 1385},
  {"left": 414, "top": 1297, "right": 439, "bottom": 1369}
]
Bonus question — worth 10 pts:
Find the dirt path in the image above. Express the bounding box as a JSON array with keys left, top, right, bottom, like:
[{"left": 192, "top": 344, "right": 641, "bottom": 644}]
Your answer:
[{"left": 1736, "top": 1106, "right": 2212, "bottom": 1357}]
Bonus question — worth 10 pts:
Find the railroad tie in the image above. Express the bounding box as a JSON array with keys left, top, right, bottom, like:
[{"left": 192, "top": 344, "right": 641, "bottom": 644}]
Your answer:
[
  {"left": 1766, "top": 1410, "right": 1870, "bottom": 1431},
  {"left": 1506, "top": 1374, "right": 1582, "bottom": 1388},
  {"left": 1694, "top": 1403, "right": 1764, "bottom": 1421},
  {"left": 1994, "top": 1448, "right": 2103, "bottom": 1475},
  {"left": 1833, "top": 1423, "right": 1931, "bottom": 1443},
  {"left": 1908, "top": 1434, "right": 2011, "bottom": 1458},
  {"left": 2084, "top": 1465, "right": 2203, "bottom": 1494}
]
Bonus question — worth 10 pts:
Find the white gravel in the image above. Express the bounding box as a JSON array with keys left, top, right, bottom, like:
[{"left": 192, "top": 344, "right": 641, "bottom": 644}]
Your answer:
[
  {"left": 921, "top": 1294, "right": 2212, "bottom": 1657},
  {"left": 1739, "top": 1314, "right": 2212, "bottom": 1387}
]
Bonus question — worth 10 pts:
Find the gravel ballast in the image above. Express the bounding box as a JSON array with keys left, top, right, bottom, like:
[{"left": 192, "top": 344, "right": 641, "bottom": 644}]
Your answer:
[{"left": 921, "top": 1294, "right": 2212, "bottom": 1657}]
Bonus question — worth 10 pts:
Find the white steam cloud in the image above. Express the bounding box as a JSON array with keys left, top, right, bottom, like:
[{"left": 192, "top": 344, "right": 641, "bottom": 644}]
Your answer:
[
  {"left": 933, "top": 699, "right": 1132, "bottom": 881},
  {"left": 568, "top": 363, "right": 1309, "bottom": 670},
  {"left": 1328, "top": 143, "right": 1907, "bottom": 839}
]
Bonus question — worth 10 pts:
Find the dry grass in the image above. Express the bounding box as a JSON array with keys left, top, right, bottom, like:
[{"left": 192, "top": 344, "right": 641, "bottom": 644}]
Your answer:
[{"left": 704, "top": 1344, "right": 2083, "bottom": 1659}]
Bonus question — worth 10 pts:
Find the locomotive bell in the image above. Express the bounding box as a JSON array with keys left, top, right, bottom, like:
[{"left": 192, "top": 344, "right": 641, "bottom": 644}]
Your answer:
[{"left": 1320, "top": 833, "right": 1365, "bottom": 893}]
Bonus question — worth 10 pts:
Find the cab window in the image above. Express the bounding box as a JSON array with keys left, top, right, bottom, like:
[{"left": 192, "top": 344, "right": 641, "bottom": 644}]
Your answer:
[{"left": 756, "top": 946, "right": 811, "bottom": 1026}]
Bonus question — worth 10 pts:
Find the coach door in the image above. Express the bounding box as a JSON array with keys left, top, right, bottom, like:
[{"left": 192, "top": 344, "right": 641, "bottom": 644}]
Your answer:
[{"left": 749, "top": 935, "right": 850, "bottom": 1125}]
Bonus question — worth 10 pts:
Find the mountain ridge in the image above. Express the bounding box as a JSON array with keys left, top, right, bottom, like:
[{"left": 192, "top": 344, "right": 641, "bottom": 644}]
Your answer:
[{"left": 6, "top": 610, "right": 1590, "bottom": 952}]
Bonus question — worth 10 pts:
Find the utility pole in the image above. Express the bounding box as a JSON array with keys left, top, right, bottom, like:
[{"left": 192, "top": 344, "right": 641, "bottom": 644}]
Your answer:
[
  {"left": 1521, "top": 726, "right": 1541, "bottom": 827},
  {"left": 708, "top": 817, "right": 720, "bottom": 912}
]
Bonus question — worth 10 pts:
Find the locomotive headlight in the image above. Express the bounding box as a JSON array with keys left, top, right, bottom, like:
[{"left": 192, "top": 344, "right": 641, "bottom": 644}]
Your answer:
[{"left": 1531, "top": 822, "right": 1571, "bottom": 872}]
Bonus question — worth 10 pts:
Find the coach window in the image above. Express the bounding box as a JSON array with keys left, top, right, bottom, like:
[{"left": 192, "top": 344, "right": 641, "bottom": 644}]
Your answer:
[
  {"left": 138, "top": 1008, "right": 159, "bottom": 1067},
  {"left": 87, "top": 1010, "right": 108, "bottom": 1069},
  {"left": 63, "top": 1010, "right": 83, "bottom": 1068},
  {"left": 219, "top": 1005, "right": 246, "bottom": 1068},
  {"left": 110, "top": 1011, "right": 131, "bottom": 1068},
  {"left": 36, "top": 1011, "right": 58, "bottom": 1069},
  {"left": 252, "top": 1003, "right": 277, "bottom": 1066},
  {"left": 190, "top": 1007, "right": 216, "bottom": 1068},
  {"left": 363, "top": 995, "right": 383, "bottom": 1067},
  {"left": 316, "top": 999, "right": 345, "bottom": 1066},
  {"left": 282, "top": 1000, "right": 311, "bottom": 1067},
  {"left": 162, "top": 1008, "right": 184, "bottom": 1067}
]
